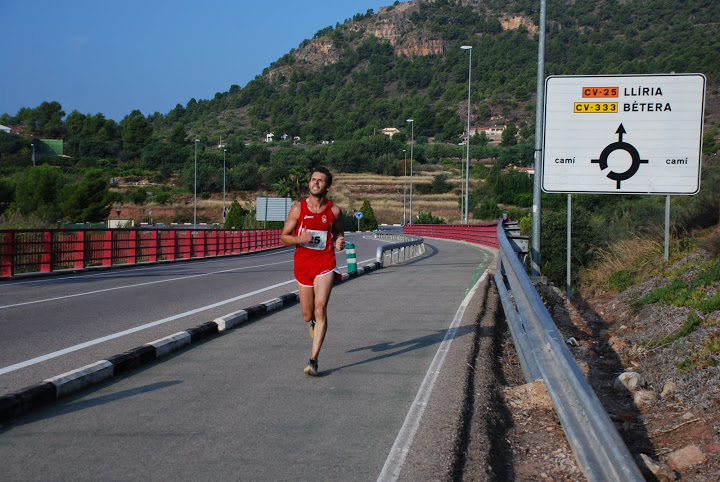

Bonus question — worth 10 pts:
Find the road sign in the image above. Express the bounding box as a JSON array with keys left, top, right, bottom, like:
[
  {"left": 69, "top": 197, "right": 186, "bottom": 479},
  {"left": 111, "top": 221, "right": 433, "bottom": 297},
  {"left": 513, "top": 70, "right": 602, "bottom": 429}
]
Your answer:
[
  {"left": 542, "top": 74, "right": 706, "bottom": 195},
  {"left": 355, "top": 212, "right": 363, "bottom": 219},
  {"left": 256, "top": 197, "right": 292, "bottom": 221}
]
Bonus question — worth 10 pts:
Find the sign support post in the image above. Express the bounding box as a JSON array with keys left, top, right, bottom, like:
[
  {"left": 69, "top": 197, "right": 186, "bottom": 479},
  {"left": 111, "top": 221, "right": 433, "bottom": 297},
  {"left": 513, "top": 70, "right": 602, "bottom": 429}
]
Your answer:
[{"left": 665, "top": 195, "right": 671, "bottom": 261}]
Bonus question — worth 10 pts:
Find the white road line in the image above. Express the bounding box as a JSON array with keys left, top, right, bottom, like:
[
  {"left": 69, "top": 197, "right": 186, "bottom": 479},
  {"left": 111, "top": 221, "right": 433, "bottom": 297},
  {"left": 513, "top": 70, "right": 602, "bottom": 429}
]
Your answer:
[
  {"left": 377, "top": 271, "right": 489, "bottom": 482},
  {"left": 0, "top": 259, "right": 293, "bottom": 310},
  {"left": 0, "top": 256, "right": 378, "bottom": 376},
  {"left": 0, "top": 279, "right": 297, "bottom": 376},
  {"left": 0, "top": 248, "right": 295, "bottom": 288}
]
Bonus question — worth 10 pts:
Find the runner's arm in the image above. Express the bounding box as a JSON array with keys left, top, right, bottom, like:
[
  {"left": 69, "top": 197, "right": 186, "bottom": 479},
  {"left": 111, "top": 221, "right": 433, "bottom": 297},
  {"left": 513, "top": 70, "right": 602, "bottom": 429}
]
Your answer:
[
  {"left": 281, "top": 203, "right": 312, "bottom": 246},
  {"left": 332, "top": 205, "right": 345, "bottom": 251}
]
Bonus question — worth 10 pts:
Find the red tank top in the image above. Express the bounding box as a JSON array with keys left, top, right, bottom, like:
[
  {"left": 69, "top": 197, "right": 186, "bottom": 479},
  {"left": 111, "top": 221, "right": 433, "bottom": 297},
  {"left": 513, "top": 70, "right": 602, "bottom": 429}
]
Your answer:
[{"left": 294, "top": 198, "right": 336, "bottom": 259}]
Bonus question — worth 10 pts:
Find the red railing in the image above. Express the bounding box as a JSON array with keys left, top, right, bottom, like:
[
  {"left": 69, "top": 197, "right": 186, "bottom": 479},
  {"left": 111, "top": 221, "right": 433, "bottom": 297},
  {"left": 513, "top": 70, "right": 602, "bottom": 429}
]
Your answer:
[
  {"left": 0, "top": 228, "right": 283, "bottom": 278},
  {"left": 403, "top": 223, "right": 499, "bottom": 249}
]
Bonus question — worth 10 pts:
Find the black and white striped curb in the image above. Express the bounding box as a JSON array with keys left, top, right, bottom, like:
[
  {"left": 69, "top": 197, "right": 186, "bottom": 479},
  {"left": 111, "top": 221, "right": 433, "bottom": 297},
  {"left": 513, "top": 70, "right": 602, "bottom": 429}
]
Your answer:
[{"left": 0, "top": 263, "right": 381, "bottom": 425}]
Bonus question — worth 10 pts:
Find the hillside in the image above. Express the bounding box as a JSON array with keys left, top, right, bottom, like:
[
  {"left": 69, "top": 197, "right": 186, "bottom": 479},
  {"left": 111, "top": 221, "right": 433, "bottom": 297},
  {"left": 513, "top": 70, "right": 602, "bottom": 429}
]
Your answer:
[
  {"left": 522, "top": 227, "right": 720, "bottom": 480},
  {"left": 153, "top": 0, "right": 720, "bottom": 143},
  {"left": 1, "top": 0, "right": 719, "bottom": 287}
]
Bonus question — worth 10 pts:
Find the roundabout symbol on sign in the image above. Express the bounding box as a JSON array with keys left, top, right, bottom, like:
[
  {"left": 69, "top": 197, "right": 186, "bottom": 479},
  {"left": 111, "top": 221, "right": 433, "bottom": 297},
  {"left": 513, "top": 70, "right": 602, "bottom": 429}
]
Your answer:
[{"left": 591, "top": 124, "right": 648, "bottom": 189}]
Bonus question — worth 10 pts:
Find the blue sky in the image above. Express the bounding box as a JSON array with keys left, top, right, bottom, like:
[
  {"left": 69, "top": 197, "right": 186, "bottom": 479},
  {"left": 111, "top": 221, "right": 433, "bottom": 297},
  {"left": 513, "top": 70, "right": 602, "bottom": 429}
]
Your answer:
[{"left": 0, "top": 0, "right": 405, "bottom": 121}]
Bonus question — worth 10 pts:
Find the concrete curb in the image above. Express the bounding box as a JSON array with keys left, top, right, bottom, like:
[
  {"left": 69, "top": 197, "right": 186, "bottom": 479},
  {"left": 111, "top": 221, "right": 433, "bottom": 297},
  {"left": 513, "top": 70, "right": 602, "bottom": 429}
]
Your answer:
[{"left": 0, "top": 262, "right": 382, "bottom": 425}]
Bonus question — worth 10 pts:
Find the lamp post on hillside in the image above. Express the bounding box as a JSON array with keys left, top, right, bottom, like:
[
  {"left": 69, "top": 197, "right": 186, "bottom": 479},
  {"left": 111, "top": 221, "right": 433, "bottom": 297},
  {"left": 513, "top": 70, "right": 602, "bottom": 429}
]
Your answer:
[
  {"left": 406, "top": 119, "right": 414, "bottom": 223},
  {"left": 194, "top": 139, "right": 200, "bottom": 227},
  {"left": 461, "top": 45, "right": 472, "bottom": 224},
  {"left": 223, "top": 148, "right": 227, "bottom": 222},
  {"left": 31, "top": 143, "right": 35, "bottom": 167},
  {"left": 459, "top": 140, "right": 464, "bottom": 223},
  {"left": 403, "top": 149, "right": 407, "bottom": 226}
]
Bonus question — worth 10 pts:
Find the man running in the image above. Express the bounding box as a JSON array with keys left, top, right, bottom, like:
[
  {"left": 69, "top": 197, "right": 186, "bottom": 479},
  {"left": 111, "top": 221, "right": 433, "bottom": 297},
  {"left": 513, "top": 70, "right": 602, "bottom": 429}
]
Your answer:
[{"left": 281, "top": 166, "right": 345, "bottom": 376}]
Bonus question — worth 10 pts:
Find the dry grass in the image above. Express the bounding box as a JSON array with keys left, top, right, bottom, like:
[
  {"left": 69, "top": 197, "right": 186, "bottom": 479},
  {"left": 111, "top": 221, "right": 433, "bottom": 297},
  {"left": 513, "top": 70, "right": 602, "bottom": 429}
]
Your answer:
[
  {"left": 580, "top": 235, "right": 664, "bottom": 295},
  {"left": 114, "top": 169, "right": 479, "bottom": 226},
  {"left": 333, "top": 171, "right": 474, "bottom": 224}
]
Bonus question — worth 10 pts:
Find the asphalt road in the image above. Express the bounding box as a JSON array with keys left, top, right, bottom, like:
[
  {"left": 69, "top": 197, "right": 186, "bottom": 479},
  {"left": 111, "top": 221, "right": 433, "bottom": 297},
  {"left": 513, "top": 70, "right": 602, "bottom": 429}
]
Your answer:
[
  {"left": 0, "top": 233, "right": 382, "bottom": 394},
  {"left": 0, "top": 236, "right": 496, "bottom": 481}
]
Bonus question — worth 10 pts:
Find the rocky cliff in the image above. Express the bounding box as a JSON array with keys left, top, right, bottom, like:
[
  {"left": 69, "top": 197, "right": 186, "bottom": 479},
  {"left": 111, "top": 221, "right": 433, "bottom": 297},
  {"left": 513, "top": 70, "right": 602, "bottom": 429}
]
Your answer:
[{"left": 273, "top": 0, "right": 535, "bottom": 80}]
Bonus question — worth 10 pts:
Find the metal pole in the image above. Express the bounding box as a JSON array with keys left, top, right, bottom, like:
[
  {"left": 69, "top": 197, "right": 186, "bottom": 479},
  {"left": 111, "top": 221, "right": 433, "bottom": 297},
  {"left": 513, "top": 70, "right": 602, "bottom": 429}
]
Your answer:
[
  {"left": 407, "top": 119, "right": 414, "bottom": 223},
  {"left": 31, "top": 143, "right": 35, "bottom": 167},
  {"left": 223, "top": 148, "right": 227, "bottom": 222},
  {"left": 403, "top": 149, "right": 407, "bottom": 225},
  {"left": 567, "top": 193, "right": 572, "bottom": 303},
  {"left": 531, "top": 0, "right": 548, "bottom": 277},
  {"left": 461, "top": 45, "right": 472, "bottom": 224},
  {"left": 460, "top": 146, "right": 464, "bottom": 223},
  {"left": 664, "top": 195, "right": 670, "bottom": 261},
  {"left": 194, "top": 139, "right": 199, "bottom": 227}
]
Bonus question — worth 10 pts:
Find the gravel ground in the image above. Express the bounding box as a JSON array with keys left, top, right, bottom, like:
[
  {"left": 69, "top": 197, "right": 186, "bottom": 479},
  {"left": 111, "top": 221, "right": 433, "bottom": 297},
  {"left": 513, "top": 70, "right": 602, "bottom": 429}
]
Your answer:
[
  {"left": 526, "top": 266, "right": 720, "bottom": 480},
  {"left": 461, "top": 240, "right": 720, "bottom": 481}
]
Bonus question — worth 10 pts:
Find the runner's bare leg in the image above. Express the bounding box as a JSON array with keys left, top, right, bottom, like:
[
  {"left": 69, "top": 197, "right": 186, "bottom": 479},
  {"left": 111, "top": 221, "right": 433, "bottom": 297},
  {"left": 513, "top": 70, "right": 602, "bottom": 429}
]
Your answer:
[
  {"left": 298, "top": 284, "right": 315, "bottom": 323},
  {"left": 310, "top": 271, "right": 335, "bottom": 359}
]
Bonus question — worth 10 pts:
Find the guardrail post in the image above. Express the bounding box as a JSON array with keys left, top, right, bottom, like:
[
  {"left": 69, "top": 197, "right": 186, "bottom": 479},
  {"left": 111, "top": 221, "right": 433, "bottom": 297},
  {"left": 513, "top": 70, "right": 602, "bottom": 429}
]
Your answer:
[
  {"left": 40, "top": 231, "right": 52, "bottom": 272},
  {"left": 1, "top": 232, "right": 14, "bottom": 277},
  {"left": 126, "top": 230, "right": 137, "bottom": 264},
  {"left": 74, "top": 231, "right": 86, "bottom": 269},
  {"left": 207, "top": 230, "right": 217, "bottom": 257},
  {"left": 180, "top": 231, "right": 190, "bottom": 259},
  {"left": 165, "top": 230, "right": 176, "bottom": 261},
  {"left": 197, "top": 230, "right": 206, "bottom": 258},
  {"left": 220, "top": 230, "right": 227, "bottom": 255},
  {"left": 101, "top": 231, "right": 112, "bottom": 266},
  {"left": 148, "top": 230, "right": 158, "bottom": 262}
]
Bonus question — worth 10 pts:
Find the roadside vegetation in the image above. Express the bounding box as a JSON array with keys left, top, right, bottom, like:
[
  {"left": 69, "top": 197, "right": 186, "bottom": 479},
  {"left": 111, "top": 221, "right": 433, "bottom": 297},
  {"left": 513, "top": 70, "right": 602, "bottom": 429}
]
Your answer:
[{"left": 0, "top": 0, "right": 718, "bottom": 292}]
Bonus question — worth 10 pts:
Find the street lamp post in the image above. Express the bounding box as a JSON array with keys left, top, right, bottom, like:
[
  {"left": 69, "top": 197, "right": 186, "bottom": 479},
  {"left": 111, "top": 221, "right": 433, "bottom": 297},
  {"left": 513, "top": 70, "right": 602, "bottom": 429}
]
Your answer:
[
  {"left": 194, "top": 139, "right": 200, "bottom": 227},
  {"left": 403, "top": 149, "right": 407, "bottom": 226},
  {"left": 459, "top": 141, "right": 464, "bottom": 223},
  {"left": 406, "top": 119, "right": 414, "bottom": 223},
  {"left": 223, "top": 148, "right": 227, "bottom": 222},
  {"left": 31, "top": 143, "right": 35, "bottom": 167},
  {"left": 461, "top": 45, "right": 472, "bottom": 224}
]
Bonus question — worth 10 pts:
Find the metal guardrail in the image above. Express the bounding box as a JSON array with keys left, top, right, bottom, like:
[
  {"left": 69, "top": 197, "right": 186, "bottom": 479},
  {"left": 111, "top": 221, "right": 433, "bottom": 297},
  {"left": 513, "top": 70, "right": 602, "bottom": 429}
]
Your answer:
[
  {"left": 373, "top": 233, "right": 425, "bottom": 267},
  {"left": 494, "top": 219, "right": 644, "bottom": 481},
  {"left": 0, "top": 228, "right": 283, "bottom": 278},
  {"left": 403, "top": 223, "right": 498, "bottom": 249}
]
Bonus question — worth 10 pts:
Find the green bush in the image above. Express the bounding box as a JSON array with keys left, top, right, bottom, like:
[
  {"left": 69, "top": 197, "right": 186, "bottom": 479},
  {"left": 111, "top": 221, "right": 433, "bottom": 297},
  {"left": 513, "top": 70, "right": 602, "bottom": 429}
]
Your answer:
[
  {"left": 416, "top": 211, "right": 445, "bottom": 224},
  {"left": 474, "top": 201, "right": 502, "bottom": 221},
  {"left": 607, "top": 269, "right": 635, "bottom": 292}
]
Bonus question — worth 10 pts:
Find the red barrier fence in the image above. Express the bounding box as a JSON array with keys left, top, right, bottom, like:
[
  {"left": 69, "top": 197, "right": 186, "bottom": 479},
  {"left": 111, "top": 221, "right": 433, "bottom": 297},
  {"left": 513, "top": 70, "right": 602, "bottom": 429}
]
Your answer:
[
  {"left": 0, "top": 228, "right": 283, "bottom": 278},
  {"left": 403, "top": 223, "right": 499, "bottom": 249}
]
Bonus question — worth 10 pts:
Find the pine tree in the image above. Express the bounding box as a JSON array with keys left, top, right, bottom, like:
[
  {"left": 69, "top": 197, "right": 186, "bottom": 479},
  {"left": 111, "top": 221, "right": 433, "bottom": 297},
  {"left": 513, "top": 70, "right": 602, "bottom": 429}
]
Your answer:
[
  {"left": 224, "top": 200, "right": 246, "bottom": 229},
  {"left": 359, "top": 199, "right": 378, "bottom": 231}
]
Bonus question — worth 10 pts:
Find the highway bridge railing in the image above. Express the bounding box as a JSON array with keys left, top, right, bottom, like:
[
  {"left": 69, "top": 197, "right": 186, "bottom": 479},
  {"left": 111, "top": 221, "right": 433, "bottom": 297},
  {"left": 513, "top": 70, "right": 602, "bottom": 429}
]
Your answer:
[
  {"left": 494, "top": 219, "right": 644, "bottom": 481},
  {"left": 403, "top": 222, "right": 498, "bottom": 249},
  {"left": 372, "top": 233, "right": 425, "bottom": 267},
  {"left": 0, "top": 228, "right": 282, "bottom": 278}
]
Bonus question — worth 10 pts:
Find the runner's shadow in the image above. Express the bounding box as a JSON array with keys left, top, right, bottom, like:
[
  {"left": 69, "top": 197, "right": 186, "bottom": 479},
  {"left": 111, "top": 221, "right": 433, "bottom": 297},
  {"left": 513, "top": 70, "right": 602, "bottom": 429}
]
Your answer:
[{"left": 321, "top": 324, "right": 475, "bottom": 376}]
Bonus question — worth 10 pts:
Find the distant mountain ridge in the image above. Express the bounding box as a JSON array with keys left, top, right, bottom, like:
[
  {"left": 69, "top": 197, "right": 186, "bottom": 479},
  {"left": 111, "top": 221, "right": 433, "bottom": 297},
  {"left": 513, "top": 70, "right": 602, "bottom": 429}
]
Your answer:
[
  {"left": 158, "top": 0, "right": 717, "bottom": 145},
  {"left": 2, "top": 0, "right": 718, "bottom": 153}
]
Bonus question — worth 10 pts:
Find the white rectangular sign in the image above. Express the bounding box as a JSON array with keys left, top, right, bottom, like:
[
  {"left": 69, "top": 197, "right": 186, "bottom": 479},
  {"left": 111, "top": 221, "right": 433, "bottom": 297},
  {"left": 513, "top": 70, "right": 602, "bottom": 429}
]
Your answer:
[
  {"left": 256, "top": 197, "right": 292, "bottom": 221},
  {"left": 542, "top": 74, "right": 706, "bottom": 195}
]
